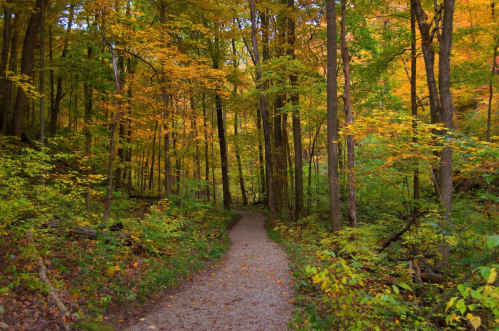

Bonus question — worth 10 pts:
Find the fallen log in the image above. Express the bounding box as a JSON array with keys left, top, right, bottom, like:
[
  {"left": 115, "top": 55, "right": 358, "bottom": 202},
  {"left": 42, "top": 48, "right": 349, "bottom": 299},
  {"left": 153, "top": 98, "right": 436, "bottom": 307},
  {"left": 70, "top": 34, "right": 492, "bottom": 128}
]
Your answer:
[
  {"left": 27, "top": 232, "right": 71, "bottom": 331},
  {"left": 43, "top": 220, "right": 132, "bottom": 244}
]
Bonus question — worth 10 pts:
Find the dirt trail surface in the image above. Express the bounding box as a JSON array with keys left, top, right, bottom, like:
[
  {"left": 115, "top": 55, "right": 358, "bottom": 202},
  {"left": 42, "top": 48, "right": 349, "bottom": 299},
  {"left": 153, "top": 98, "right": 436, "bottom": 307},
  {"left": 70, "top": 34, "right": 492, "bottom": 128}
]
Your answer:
[{"left": 123, "top": 210, "right": 293, "bottom": 331}]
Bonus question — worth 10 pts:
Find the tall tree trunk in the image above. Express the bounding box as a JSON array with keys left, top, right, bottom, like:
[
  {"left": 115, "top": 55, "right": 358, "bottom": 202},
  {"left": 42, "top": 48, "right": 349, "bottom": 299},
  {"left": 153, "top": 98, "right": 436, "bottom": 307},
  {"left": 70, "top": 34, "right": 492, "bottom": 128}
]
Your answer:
[
  {"left": 115, "top": 55, "right": 125, "bottom": 188},
  {"left": 125, "top": 57, "right": 134, "bottom": 193},
  {"left": 8, "top": 0, "right": 47, "bottom": 137},
  {"left": 102, "top": 44, "right": 122, "bottom": 222},
  {"left": 411, "top": 7, "right": 420, "bottom": 210},
  {"left": 257, "top": 107, "right": 265, "bottom": 201},
  {"left": 282, "top": 113, "right": 292, "bottom": 220},
  {"left": 0, "top": 3, "right": 12, "bottom": 132},
  {"left": 307, "top": 122, "right": 322, "bottom": 214},
  {"left": 438, "top": 0, "right": 455, "bottom": 217},
  {"left": 249, "top": 0, "right": 275, "bottom": 225},
  {"left": 84, "top": 47, "right": 93, "bottom": 219},
  {"left": 340, "top": 0, "right": 357, "bottom": 227},
  {"left": 232, "top": 40, "right": 248, "bottom": 207},
  {"left": 158, "top": 1, "right": 172, "bottom": 196},
  {"left": 203, "top": 94, "right": 210, "bottom": 202},
  {"left": 213, "top": 32, "right": 231, "bottom": 210},
  {"left": 39, "top": 0, "right": 45, "bottom": 148},
  {"left": 1, "top": 14, "right": 18, "bottom": 135},
  {"left": 49, "top": 5, "right": 74, "bottom": 136},
  {"left": 327, "top": 0, "right": 342, "bottom": 232},
  {"left": 486, "top": 35, "right": 499, "bottom": 142},
  {"left": 149, "top": 121, "right": 158, "bottom": 191},
  {"left": 274, "top": 95, "right": 284, "bottom": 214},
  {"left": 288, "top": 0, "right": 304, "bottom": 220}
]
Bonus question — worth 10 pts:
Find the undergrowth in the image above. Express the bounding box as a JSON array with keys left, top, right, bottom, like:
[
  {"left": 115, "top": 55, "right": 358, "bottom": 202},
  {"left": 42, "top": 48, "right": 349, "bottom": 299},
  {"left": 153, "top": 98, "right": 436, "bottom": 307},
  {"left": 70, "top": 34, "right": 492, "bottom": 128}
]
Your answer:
[
  {"left": 269, "top": 215, "right": 499, "bottom": 331},
  {"left": 0, "top": 138, "right": 236, "bottom": 330}
]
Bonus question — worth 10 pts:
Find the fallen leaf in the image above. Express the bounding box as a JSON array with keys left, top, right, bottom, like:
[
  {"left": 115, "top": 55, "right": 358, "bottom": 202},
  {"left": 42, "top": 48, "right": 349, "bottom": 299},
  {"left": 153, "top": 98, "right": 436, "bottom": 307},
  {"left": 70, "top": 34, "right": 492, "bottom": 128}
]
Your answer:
[
  {"left": 149, "top": 326, "right": 157, "bottom": 329},
  {"left": 139, "top": 318, "right": 145, "bottom": 321}
]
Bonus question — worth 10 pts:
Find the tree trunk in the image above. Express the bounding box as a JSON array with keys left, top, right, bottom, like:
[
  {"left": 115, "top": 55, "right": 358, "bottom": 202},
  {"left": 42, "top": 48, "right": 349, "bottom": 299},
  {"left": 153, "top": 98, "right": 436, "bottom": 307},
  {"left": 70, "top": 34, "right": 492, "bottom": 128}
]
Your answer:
[
  {"left": 8, "top": 0, "right": 47, "bottom": 138},
  {"left": 486, "top": 35, "right": 499, "bottom": 142},
  {"left": 203, "top": 94, "right": 210, "bottom": 202},
  {"left": 340, "top": 0, "right": 357, "bottom": 228},
  {"left": 149, "top": 121, "right": 158, "bottom": 191},
  {"left": 438, "top": 0, "right": 455, "bottom": 217},
  {"left": 0, "top": 3, "right": 12, "bottom": 132},
  {"left": 102, "top": 44, "right": 122, "bottom": 222},
  {"left": 249, "top": 0, "right": 275, "bottom": 225},
  {"left": 327, "top": 0, "right": 342, "bottom": 232},
  {"left": 84, "top": 47, "right": 93, "bottom": 219},
  {"left": 49, "top": 5, "right": 74, "bottom": 136},
  {"left": 213, "top": 32, "right": 231, "bottom": 210},
  {"left": 39, "top": 0, "right": 45, "bottom": 149},
  {"left": 288, "top": 0, "right": 304, "bottom": 221},
  {"left": 1, "top": 14, "right": 18, "bottom": 135},
  {"left": 411, "top": 7, "right": 420, "bottom": 209}
]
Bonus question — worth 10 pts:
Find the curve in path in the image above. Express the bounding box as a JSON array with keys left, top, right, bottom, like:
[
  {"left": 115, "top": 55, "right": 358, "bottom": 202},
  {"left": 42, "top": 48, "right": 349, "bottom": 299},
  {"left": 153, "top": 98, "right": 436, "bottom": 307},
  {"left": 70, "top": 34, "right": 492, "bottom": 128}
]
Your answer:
[{"left": 124, "top": 210, "right": 293, "bottom": 331}]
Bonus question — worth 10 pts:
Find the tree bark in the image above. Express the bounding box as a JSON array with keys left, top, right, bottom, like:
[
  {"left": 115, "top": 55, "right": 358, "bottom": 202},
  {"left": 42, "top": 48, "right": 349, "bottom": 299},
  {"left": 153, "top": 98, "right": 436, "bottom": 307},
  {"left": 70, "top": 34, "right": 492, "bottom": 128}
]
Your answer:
[
  {"left": 340, "top": 0, "right": 357, "bottom": 228},
  {"left": 213, "top": 32, "right": 231, "bottom": 210},
  {"left": 411, "top": 7, "right": 420, "bottom": 209},
  {"left": 39, "top": 0, "right": 45, "bottom": 147},
  {"left": 102, "top": 44, "right": 122, "bottom": 222},
  {"left": 49, "top": 5, "right": 74, "bottom": 136},
  {"left": 84, "top": 46, "right": 93, "bottom": 219},
  {"left": 486, "top": 35, "right": 499, "bottom": 142},
  {"left": 438, "top": 0, "right": 455, "bottom": 217},
  {"left": 288, "top": 0, "right": 304, "bottom": 221},
  {"left": 203, "top": 94, "right": 210, "bottom": 202},
  {"left": 1, "top": 14, "right": 18, "bottom": 135},
  {"left": 8, "top": 0, "right": 48, "bottom": 138},
  {"left": 249, "top": 0, "right": 275, "bottom": 226},
  {"left": 327, "top": 0, "right": 342, "bottom": 232},
  {"left": 0, "top": 3, "right": 12, "bottom": 132}
]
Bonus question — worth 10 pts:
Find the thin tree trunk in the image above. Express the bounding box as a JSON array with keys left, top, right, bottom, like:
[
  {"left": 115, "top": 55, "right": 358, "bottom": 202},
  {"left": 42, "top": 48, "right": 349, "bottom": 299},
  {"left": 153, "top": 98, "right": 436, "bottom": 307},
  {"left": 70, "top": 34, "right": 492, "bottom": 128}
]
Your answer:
[
  {"left": 327, "top": 0, "right": 342, "bottom": 232},
  {"left": 49, "top": 5, "right": 74, "bottom": 136},
  {"left": 282, "top": 113, "right": 292, "bottom": 220},
  {"left": 487, "top": 35, "right": 499, "bottom": 142},
  {"left": 232, "top": 40, "right": 248, "bottom": 207},
  {"left": 288, "top": 0, "right": 304, "bottom": 221},
  {"left": 411, "top": 7, "right": 420, "bottom": 210},
  {"left": 274, "top": 95, "right": 284, "bottom": 214},
  {"left": 212, "top": 32, "right": 232, "bottom": 210},
  {"left": 340, "top": 0, "right": 357, "bottom": 227},
  {"left": 203, "top": 94, "right": 210, "bottom": 202},
  {"left": 149, "top": 121, "right": 158, "bottom": 191},
  {"left": 307, "top": 121, "right": 322, "bottom": 213},
  {"left": 84, "top": 47, "right": 93, "bottom": 219},
  {"left": 39, "top": 0, "right": 45, "bottom": 147},
  {"left": 249, "top": 0, "right": 275, "bottom": 225}
]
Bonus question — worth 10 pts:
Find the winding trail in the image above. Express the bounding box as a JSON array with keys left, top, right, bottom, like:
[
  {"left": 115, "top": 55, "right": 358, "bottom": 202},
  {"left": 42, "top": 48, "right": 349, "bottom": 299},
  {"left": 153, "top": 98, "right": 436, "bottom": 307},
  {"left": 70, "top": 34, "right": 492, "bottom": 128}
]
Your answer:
[{"left": 124, "top": 210, "right": 293, "bottom": 331}]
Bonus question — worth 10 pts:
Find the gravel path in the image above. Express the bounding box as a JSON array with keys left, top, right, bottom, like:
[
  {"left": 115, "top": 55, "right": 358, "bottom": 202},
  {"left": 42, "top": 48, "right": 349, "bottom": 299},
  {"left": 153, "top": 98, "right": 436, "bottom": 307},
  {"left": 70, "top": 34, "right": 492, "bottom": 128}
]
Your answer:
[{"left": 124, "top": 210, "right": 293, "bottom": 331}]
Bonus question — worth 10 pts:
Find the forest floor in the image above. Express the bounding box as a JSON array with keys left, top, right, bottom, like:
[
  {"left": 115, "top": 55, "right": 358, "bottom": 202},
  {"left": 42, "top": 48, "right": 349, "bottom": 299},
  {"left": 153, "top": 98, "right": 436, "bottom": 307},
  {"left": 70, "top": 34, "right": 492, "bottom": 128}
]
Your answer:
[{"left": 117, "top": 210, "right": 293, "bottom": 331}]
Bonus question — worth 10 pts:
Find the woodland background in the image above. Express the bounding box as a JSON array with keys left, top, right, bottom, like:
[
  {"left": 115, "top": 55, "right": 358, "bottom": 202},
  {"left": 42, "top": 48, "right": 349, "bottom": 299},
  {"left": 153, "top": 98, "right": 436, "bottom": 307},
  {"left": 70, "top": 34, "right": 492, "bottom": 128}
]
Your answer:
[{"left": 0, "top": 0, "right": 499, "bottom": 330}]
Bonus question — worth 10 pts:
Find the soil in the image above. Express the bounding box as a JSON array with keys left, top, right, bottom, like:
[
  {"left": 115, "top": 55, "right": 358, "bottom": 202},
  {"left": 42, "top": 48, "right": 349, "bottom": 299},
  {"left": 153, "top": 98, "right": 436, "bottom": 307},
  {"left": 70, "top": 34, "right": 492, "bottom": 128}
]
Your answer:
[{"left": 121, "top": 210, "right": 293, "bottom": 331}]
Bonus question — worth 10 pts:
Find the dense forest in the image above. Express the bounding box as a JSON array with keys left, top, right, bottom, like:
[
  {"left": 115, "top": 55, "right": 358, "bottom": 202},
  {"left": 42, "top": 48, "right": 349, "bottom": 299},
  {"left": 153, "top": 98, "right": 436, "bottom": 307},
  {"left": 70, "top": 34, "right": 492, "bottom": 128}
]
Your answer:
[{"left": 0, "top": 0, "right": 498, "bottom": 329}]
